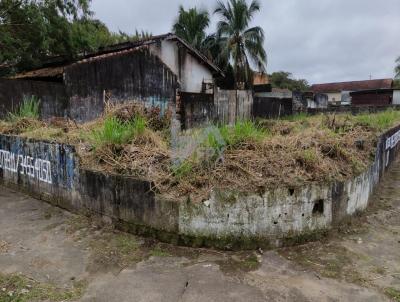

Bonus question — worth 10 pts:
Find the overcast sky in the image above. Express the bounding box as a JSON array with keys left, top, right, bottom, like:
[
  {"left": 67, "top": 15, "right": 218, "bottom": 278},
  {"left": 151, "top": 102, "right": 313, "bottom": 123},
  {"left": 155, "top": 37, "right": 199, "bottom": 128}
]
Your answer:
[{"left": 91, "top": 0, "right": 400, "bottom": 84}]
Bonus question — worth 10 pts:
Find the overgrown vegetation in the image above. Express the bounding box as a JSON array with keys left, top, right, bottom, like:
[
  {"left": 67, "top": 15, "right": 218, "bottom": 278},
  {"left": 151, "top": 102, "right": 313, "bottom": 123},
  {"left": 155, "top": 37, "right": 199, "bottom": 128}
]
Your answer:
[
  {"left": 385, "top": 287, "right": 400, "bottom": 302},
  {"left": 220, "top": 120, "right": 266, "bottom": 148},
  {"left": 0, "top": 273, "right": 86, "bottom": 302},
  {"left": 90, "top": 116, "right": 147, "bottom": 148},
  {"left": 1, "top": 103, "right": 400, "bottom": 202},
  {"left": 354, "top": 109, "right": 400, "bottom": 130},
  {"left": 8, "top": 95, "right": 40, "bottom": 121}
]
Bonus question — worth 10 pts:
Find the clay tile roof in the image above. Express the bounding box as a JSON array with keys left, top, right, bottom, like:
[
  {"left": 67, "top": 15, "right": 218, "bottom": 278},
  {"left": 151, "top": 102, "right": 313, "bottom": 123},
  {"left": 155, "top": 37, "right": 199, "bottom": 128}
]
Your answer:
[{"left": 311, "top": 79, "right": 393, "bottom": 93}]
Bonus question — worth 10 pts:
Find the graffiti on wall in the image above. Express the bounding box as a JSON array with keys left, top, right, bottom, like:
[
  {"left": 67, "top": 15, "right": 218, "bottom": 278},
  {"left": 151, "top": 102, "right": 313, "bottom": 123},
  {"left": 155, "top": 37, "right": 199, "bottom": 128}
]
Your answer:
[
  {"left": 385, "top": 129, "right": 400, "bottom": 166},
  {"left": 0, "top": 149, "right": 52, "bottom": 184}
]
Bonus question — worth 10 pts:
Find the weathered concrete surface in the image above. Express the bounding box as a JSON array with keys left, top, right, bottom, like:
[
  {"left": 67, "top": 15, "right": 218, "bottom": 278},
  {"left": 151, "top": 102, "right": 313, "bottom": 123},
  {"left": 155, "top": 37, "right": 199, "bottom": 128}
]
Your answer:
[
  {"left": 2, "top": 172, "right": 400, "bottom": 301},
  {"left": 2, "top": 124, "right": 400, "bottom": 250},
  {"left": 0, "top": 187, "right": 89, "bottom": 287},
  {"left": 81, "top": 260, "right": 266, "bottom": 302}
]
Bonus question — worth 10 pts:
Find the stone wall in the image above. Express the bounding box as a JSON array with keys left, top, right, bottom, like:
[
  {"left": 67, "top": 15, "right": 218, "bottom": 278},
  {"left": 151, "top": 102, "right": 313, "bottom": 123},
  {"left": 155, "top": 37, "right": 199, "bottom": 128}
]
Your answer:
[{"left": 1, "top": 124, "right": 400, "bottom": 249}]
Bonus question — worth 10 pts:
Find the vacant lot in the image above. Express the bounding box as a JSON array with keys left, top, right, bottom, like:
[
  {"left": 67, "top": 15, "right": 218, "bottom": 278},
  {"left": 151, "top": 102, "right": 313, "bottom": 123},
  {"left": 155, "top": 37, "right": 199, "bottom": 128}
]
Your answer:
[
  {"left": 2, "top": 102, "right": 400, "bottom": 201},
  {"left": 1, "top": 158, "right": 400, "bottom": 301}
]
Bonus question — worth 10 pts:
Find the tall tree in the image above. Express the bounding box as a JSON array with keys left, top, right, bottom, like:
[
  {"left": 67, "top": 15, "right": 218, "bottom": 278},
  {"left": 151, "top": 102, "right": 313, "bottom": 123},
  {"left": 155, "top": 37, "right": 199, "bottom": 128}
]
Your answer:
[
  {"left": 269, "top": 71, "right": 309, "bottom": 91},
  {"left": 214, "top": 0, "right": 266, "bottom": 88},
  {"left": 0, "top": 0, "right": 92, "bottom": 72},
  {"left": 172, "top": 5, "right": 210, "bottom": 52}
]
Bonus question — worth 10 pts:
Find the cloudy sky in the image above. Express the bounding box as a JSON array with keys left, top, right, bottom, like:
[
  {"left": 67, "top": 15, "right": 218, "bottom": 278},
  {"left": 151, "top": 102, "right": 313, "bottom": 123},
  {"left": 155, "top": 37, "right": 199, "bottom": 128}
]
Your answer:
[{"left": 91, "top": 0, "right": 400, "bottom": 84}]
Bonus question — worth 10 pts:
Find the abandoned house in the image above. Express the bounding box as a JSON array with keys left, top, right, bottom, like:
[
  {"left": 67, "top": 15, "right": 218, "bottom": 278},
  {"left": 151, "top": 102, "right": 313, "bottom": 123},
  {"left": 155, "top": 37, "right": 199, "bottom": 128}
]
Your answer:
[
  {"left": 311, "top": 78, "right": 394, "bottom": 106},
  {"left": 0, "top": 33, "right": 223, "bottom": 123}
]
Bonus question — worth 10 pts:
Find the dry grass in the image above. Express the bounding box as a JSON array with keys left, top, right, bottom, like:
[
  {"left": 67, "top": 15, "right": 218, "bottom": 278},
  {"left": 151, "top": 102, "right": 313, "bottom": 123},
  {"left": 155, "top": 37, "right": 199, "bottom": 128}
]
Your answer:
[{"left": 1, "top": 104, "right": 399, "bottom": 202}]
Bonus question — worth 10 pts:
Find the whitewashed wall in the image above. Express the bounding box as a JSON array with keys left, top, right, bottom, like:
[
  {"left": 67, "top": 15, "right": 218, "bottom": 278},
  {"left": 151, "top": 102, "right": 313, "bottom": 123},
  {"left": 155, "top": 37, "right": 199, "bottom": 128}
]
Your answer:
[
  {"left": 393, "top": 90, "right": 400, "bottom": 105},
  {"left": 150, "top": 40, "right": 214, "bottom": 94}
]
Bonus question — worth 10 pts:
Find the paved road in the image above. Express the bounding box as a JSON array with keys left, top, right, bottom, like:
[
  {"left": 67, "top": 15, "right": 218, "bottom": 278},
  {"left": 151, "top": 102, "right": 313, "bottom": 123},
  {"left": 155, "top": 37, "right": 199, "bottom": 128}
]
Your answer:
[{"left": 1, "top": 161, "right": 400, "bottom": 301}]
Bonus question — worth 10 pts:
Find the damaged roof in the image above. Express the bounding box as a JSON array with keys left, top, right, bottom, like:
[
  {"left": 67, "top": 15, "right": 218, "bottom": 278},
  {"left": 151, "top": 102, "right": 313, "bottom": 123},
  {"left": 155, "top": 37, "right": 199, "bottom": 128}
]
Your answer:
[
  {"left": 11, "top": 65, "right": 66, "bottom": 80},
  {"left": 88, "top": 33, "right": 223, "bottom": 75},
  {"left": 311, "top": 79, "right": 393, "bottom": 93},
  {"left": 10, "top": 33, "right": 223, "bottom": 80}
]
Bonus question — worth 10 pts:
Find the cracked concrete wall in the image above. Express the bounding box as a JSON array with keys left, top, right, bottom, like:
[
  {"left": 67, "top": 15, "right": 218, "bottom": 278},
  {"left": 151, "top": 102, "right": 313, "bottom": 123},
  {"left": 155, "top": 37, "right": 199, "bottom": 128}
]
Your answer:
[
  {"left": 0, "top": 124, "right": 399, "bottom": 248},
  {"left": 177, "top": 125, "right": 400, "bottom": 246}
]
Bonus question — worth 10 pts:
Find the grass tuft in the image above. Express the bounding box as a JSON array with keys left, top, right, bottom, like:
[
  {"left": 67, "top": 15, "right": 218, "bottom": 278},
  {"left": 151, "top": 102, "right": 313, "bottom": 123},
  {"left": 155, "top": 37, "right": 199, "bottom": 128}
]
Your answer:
[
  {"left": 149, "top": 247, "right": 171, "bottom": 257},
  {"left": 172, "top": 160, "right": 193, "bottom": 180},
  {"left": 385, "top": 287, "right": 400, "bottom": 301},
  {"left": 0, "top": 273, "right": 86, "bottom": 302},
  {"left": 90, "top": 116, "right": 147, "bottom": 147},
  {"left": 219, "top": 120, "right": 267, "bottom": 148},
  {"left": 8, "top": 95, "right": 40, "bottom": 121}
]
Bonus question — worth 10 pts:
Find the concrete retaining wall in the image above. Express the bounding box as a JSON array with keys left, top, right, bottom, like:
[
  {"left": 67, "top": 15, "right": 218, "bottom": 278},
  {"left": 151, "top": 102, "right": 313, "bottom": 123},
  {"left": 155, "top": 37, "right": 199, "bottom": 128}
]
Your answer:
[{"left": 1, "top": 125, "right": 400, "bottom": 249}]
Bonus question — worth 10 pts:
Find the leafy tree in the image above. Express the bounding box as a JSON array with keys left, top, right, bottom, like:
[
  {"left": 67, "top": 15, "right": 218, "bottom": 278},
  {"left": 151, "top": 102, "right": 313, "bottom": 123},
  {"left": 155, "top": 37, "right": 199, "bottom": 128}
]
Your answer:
[
  {"left": 0, "top": 0, "right": 147, "bottom": 75},
  {"left": 172, "top": 6, "right": 210, "bottom": 52},
  {"left": 0, "top": 0, "right": 91, "bottom": 73},
  {"left": 269, "top": 71, "right": 309, "bottom": 91},
  {"left": 70, "top": 19, "right": 115, "bottom": 54},
  {"left": 214, "top": 0, "right": 267, "bottom": 88}
]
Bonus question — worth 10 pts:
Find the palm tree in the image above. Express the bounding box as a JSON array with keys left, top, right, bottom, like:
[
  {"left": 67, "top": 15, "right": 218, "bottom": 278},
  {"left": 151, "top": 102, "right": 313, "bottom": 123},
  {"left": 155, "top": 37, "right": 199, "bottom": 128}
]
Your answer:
[
  {"left": 172, "top": 6, "right": 210, "bottom": 52},
  {"left": 214, "top": 0, "right": 266, "bottom": 89},
  {"left": 396, "top": 57, "right": 400, "bottom": 79}
]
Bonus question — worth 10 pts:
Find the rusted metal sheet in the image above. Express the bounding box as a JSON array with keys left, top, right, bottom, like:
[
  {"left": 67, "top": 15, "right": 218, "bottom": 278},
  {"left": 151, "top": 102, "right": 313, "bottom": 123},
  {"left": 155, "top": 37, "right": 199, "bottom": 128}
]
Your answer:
[
  {"left": 351, "top": 89, "right": 393, "bottom": 106},
  {"left": 253, "top": 97, "right": 293, "bottom": 119},
  {"left": 312, "top": 79, "right": 393, "bottom": 94},
  {"left": 180, "top": 92, "right": 214, "bottom": 129}
]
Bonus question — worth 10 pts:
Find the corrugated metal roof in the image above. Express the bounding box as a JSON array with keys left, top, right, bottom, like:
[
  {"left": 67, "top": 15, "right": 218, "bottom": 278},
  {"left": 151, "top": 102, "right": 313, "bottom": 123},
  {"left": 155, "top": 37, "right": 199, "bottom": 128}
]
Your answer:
[{"left": 311, "top": 79, "right": 393, "bottom": 93}]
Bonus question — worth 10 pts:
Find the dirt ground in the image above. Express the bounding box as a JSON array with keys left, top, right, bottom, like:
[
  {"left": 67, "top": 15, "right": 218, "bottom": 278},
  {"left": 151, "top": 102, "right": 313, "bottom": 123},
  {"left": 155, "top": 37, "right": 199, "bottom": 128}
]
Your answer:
[{"left": 1, "top": 161, "right": 400, "bottom": 301}]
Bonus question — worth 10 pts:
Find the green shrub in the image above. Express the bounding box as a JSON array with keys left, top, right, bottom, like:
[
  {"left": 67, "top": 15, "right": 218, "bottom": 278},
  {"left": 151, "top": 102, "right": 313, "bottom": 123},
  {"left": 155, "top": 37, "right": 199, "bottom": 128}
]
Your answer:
[
  {"left": 91, "top": 116, "right": 147, "bottom": 147},
  {"left": 8, "top": 95, "right": 40, "bottom": 121}
]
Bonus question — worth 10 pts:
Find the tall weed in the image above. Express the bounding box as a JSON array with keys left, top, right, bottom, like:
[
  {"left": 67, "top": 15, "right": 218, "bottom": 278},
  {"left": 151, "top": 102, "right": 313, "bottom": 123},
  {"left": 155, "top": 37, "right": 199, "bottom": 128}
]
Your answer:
[
  {"left": 8, "top": 95, "right": 40, "bottom": 121},
  {"left": 91, "top": 116, "right": 147, "bottom": 147}
]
